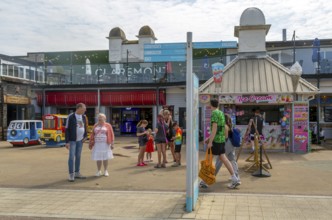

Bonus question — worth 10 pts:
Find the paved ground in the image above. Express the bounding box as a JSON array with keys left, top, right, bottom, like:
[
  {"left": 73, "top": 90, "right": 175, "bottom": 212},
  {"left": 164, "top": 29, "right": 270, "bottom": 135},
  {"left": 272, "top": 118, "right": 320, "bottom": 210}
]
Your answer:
[
  {"left": 1, "top": 188, "right": 332, "bottom": 220},
  {"left": 0, "top": 137, "right": 332, "bottom": 219}
]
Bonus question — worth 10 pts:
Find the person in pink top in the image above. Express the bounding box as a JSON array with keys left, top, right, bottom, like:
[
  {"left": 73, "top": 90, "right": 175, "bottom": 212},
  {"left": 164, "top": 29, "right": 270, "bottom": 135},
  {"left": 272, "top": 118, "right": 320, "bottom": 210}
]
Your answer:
[{"left": 89, "top": 113, "right": 115, "bottom": 177}]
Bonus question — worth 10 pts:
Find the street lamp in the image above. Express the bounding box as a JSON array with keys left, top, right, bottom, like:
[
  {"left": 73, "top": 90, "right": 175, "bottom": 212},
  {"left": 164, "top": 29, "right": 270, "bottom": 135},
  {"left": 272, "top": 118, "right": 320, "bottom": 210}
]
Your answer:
[
  {"left": 97, "top": 67, "right": 102, "bottom": 84},
  {"left": 312, "top": 38, "right": 321, "bottom": 144},
  {"left": 292, "top": 31, "right": 296, "bottom": 64},
  {"left": 126, "top": 49, "right": 129, "bottom": 83}
]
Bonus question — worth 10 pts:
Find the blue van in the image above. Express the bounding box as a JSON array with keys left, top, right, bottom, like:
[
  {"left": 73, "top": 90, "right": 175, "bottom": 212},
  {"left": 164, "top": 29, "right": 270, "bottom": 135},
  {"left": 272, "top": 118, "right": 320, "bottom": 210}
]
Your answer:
[{"left": 7, "top": 120, "right": 43, "bottom": 146}]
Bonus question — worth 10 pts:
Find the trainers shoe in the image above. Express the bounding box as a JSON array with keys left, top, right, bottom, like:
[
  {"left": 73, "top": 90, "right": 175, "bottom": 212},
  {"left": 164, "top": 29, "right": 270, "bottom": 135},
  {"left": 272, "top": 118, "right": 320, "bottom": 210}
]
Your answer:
[
  {"left": 171, "top": 163, "right": 180, "bottom": 167},
  {"left": 104, "top": 170, "right": 109, "bottom": 177},
  {"left": 228, "top": 177, "right": 240, "bottom": 189},
  {"left": 229, "top": 176, "right": 241, "bottom": 185},
  {"left": 68, "top": 173, "right": 75, "bottom": 182},
  {"left": 137, "top": 163, "right": 145, "bottom": 167},
  {"left": 75, "top": 172, "right": 86, "bottom": 179},
  {"left": 95, "top": 170, "right": 102, "bottom": 177},
  {"left": 199, "top": 181, "right": 208, "bottom": 189},
  {"left": 227, "top": 181, "right": 240, "bottom": 189}
]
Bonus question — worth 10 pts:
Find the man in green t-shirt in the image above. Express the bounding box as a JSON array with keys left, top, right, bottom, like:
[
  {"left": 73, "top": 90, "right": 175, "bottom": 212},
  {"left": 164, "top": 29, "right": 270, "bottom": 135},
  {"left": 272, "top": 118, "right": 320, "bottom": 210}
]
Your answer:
[
  {"left": 205, "top": 98, "right": 240, "bottom": 189},
  {"left": 210, "top": 105, "right": 226, "bottom": 144}
]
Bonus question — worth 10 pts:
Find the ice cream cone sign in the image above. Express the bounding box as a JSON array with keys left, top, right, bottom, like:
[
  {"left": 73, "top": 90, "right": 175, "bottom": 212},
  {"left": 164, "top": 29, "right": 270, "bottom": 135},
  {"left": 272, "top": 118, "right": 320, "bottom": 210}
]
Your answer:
[{"left": 212, "top": 62, "right": 224, "bottom": 84}]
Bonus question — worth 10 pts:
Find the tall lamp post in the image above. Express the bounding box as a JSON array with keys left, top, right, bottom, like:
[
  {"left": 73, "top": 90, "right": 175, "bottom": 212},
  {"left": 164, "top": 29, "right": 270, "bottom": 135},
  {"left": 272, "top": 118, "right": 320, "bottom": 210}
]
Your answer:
[
  {"left": 312, "top": 38, "right": 321, "bottom": 144},
  {"left": 126, "top": 49, "right": 129, "bottom": 83},
  {"left": 97, "top": 67, "right": 101, "bottom": 84},
  {"left": 292, "top": 31, "right": 296, "bottom": 64}
]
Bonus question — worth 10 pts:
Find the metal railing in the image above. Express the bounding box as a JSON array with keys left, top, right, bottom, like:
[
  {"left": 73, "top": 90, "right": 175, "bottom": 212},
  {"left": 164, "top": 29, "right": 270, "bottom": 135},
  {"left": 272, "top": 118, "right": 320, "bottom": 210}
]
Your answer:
[{"left": 1, "top": 47, "right": 332, "bottom": 85}]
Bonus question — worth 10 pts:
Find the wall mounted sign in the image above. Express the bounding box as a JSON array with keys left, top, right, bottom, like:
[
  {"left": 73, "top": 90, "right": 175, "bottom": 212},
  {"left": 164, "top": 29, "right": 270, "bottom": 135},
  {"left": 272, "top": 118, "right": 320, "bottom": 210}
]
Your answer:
[
  {"left": 4, "top": 95, "right": 30, "bottom": 104},
  {"left": 217, "top": 94, "right": 294, "bottom": 104}
]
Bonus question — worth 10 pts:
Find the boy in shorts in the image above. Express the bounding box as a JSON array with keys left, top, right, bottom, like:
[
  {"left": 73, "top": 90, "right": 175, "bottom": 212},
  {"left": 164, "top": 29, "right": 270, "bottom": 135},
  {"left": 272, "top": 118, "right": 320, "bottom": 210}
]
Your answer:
[{"left": 203, "top": 98, "right": 240, "bottom": 189}]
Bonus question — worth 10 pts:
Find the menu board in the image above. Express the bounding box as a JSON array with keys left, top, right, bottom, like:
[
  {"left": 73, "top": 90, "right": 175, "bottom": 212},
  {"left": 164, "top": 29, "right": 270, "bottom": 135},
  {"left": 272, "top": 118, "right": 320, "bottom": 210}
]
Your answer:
[{"left": 292, "top": 102, "right": 309, "bottom": 153}]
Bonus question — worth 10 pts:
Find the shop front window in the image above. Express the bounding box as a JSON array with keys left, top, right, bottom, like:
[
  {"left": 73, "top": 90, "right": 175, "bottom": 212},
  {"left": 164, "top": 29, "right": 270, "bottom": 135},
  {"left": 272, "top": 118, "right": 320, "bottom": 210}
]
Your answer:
[
  {"left": 235, "top": 105, "right": 283, "bottom": 125},
  {"left": 111, "top": 109, "right": 121, "bottom": 134},
  {"left": 324, "top": 107, "right": 332, "bottom": 122}
]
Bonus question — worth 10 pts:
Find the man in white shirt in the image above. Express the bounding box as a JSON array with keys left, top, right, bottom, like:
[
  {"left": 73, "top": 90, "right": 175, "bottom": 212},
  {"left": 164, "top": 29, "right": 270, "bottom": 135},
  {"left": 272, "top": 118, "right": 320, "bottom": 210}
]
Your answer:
[{"left": 65, "top": 103, "right": 88, "bottom": 182}]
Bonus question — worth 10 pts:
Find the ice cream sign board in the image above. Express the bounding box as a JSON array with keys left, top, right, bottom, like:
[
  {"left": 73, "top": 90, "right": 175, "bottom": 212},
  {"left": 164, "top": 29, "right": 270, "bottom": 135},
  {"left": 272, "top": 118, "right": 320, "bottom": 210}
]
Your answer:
[
  {"left": 212, "top": 62, "right": 224, "bottom": 84},
  {"left": 218, "top": 94, "right": 293, "bottom": 104}
]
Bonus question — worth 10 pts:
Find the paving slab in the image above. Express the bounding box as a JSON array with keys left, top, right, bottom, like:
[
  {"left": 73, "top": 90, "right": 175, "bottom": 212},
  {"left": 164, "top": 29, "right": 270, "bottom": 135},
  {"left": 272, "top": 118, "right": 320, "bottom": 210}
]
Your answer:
[{"left": 0, "top": 137, "right": 332, "bottom": 196}]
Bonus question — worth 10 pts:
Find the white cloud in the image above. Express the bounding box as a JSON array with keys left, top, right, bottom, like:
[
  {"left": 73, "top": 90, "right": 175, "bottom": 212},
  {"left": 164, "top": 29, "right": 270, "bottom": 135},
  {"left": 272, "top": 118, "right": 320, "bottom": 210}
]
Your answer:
[{"left": 0, "top": 0, "right": 331, "bottom": 55}]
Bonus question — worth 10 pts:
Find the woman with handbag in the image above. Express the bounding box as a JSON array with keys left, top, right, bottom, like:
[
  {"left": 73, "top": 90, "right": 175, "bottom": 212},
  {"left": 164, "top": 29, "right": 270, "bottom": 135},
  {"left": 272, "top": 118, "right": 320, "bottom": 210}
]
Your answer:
[
  {"left": 136, "top": 120, "right": 149, "bottom": 166},
  {"left": 163, "top": 110, "right": 176, "bottom": 163},
  {"left": 154, "top": 114, "right": 169, "bottom": 168},
  {"left": 89, "top": 113, "right": 115, "bottom": 177}
]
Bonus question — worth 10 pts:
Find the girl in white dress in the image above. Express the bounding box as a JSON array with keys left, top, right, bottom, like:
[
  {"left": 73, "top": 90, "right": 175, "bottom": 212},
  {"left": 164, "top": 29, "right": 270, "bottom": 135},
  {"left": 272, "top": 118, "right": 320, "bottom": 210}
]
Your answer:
[{"left": 89, "top": 113, "right": 115, "bottom": 177}]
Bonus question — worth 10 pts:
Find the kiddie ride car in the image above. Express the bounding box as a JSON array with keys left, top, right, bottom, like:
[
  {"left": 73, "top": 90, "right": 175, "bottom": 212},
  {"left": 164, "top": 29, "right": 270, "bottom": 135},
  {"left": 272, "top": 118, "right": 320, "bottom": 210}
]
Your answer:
[{"left": 7, "top": 120, "right": 43, "bottom": 146}]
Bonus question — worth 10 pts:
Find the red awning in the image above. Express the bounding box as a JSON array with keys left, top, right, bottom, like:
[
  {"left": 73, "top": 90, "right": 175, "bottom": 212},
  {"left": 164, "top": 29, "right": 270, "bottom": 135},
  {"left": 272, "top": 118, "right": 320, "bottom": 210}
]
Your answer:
[
  {"left": 100, "top": 90, "right": 165, "bottom": 106},
  {"left": 37, "top": 90, "right": 165, "bottom": 106},
  {"left": 44, "top": 91, "right": 98, "bottom": 106}
]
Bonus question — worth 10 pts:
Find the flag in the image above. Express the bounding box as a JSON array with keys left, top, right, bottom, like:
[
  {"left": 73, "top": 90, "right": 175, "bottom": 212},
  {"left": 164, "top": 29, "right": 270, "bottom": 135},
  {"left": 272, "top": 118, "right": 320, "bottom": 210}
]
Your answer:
[{"left": 165, "top": 62, "right": 172, "bottom": 74}]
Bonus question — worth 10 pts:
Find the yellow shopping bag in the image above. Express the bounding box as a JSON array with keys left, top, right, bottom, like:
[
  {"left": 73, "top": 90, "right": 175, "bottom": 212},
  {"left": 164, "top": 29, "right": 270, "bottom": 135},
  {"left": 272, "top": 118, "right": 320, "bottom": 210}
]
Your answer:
[{"left": 199, "top": 148, "right": 216, "bottom": 185}]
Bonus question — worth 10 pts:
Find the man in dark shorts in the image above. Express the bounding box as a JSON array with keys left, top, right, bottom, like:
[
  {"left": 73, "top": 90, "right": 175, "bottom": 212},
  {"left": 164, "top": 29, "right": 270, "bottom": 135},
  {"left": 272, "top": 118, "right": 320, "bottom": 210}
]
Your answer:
[
  {"left": 202, "top": 98, "right": 240, "bottom": 189},
  {"left": 248, "top": 109, "right": 264, "bottom": 152}
]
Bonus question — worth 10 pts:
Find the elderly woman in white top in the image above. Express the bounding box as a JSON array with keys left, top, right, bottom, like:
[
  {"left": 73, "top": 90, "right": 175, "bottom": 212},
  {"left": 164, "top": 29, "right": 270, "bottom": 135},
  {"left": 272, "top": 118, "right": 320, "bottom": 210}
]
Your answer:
[{"left": 89, "top": 113, "right": 115, "bottom": 177}]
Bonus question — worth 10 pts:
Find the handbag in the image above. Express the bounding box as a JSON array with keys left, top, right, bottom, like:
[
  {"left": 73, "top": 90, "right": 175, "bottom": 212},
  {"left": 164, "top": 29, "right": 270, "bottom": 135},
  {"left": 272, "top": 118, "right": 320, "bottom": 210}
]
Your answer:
[
  {"left": 198, "top": 148, "right": 216, "bottom": 185},
  {"left": 143, "top": 134, "right": 148, "bottom": 143}
]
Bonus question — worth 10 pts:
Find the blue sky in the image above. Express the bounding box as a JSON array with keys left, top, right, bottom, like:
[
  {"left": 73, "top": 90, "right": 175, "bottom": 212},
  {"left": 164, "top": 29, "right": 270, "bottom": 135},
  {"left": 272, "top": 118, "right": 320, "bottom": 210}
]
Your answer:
[{"left": 1, "top": 0, "right": 331, "bottom": 55}]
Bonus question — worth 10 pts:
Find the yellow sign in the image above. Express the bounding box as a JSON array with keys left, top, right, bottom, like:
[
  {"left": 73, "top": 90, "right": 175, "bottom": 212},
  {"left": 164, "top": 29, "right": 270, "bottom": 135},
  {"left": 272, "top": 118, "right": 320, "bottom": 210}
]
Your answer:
[
  {"left": 199, "top": 95, "right": 210, "bottom": 104},
  {"left": 4, "top": 95, "right": 30, "bottom": 104}
]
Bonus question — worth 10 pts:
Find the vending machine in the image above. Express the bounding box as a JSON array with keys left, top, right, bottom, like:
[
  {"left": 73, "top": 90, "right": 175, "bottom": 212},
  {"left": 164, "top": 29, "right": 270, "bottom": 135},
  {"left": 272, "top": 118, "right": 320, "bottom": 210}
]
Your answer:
[{"left": 120, "top": 108, "right": 140, "bottom": 134}]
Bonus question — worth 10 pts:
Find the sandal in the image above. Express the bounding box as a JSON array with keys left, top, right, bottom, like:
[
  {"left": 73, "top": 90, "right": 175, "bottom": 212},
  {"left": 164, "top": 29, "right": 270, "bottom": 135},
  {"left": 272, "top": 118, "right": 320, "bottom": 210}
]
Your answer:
[
  {"left": 161, "top": 164, "right": 166, "bottom": 168},
  {"left": 154, "top": 164, "right": 161, "bottom": 168}
]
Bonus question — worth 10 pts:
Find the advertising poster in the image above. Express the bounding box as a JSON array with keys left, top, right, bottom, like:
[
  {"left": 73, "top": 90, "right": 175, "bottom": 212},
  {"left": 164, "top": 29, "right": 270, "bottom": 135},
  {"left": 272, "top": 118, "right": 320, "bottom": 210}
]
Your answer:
[
  {"left": 204, "top": 106, "right": 212, "bottom": 140},
  {"left": 292, "top": 102, "right": 309, "bottom": 153},
  {"left": 211, "top": 62, "right": 224, "bottom": 83},
  {"left": 236, "top": 125, "right": 285, "bottom": 151}
]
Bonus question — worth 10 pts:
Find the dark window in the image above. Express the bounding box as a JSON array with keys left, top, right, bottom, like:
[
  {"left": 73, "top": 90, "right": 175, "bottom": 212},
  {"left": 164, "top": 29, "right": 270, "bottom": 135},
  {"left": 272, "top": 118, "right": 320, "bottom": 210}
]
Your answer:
[
  {"left": 324, "top": 107, "right": 332, "bottom": 122},
  {"left": 235, "top": 105, "right": 283, "bottom": 125},
  {"left": 309, "top": 107, "right": 317, "bottom": 122}
]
